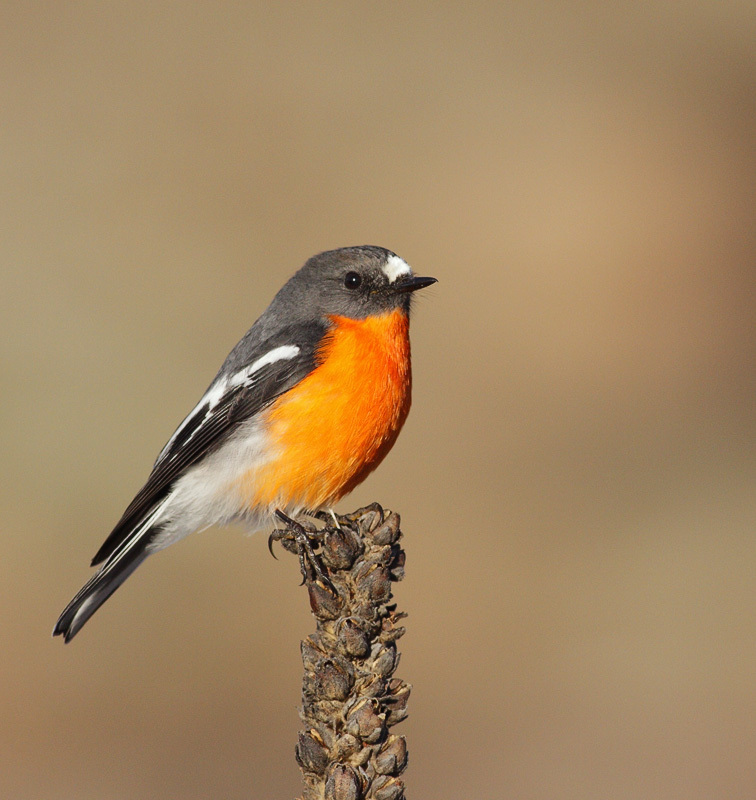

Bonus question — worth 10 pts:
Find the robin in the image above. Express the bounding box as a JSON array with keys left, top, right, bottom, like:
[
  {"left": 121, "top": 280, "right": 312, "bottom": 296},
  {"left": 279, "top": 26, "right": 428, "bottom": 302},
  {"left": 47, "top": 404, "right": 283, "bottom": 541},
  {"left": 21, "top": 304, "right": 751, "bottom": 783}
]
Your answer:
[{"left": 54, "top": 245, "right": 436, "bottom": 641}]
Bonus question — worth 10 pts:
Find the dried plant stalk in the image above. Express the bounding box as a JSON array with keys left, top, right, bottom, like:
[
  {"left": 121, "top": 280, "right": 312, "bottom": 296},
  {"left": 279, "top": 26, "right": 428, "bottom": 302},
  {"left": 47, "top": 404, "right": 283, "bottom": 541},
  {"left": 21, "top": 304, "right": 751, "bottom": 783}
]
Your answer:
[{"left": 280, "top": 503, "right": 410, "bottom": 800}]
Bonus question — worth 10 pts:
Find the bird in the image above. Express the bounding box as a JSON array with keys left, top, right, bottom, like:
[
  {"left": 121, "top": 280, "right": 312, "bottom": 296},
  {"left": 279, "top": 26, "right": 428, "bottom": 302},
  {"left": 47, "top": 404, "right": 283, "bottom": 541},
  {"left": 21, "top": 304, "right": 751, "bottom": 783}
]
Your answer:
[{"left": 53, "top": 245, "right": 436, "bottom": 642}]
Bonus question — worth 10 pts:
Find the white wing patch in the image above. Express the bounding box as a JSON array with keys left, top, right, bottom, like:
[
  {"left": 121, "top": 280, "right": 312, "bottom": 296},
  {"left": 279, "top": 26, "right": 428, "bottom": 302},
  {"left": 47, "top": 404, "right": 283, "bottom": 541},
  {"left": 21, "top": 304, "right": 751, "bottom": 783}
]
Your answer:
[
  {"left": 228, "top": 345, "right": 301, "bottom": 388},
  {"left": 156, "top": 344, "right": 300, "bottom": 463},
  {"left": 383, "top": 255, "right": 412, "bottom": 283}
]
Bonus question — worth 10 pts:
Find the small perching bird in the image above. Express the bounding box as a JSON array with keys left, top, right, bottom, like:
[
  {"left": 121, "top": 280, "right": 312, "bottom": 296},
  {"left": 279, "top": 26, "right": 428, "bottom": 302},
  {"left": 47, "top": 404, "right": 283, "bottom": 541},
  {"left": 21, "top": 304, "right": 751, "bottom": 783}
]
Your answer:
[{"left": 54, "top": 246, "right": 436, "bottom": 642}]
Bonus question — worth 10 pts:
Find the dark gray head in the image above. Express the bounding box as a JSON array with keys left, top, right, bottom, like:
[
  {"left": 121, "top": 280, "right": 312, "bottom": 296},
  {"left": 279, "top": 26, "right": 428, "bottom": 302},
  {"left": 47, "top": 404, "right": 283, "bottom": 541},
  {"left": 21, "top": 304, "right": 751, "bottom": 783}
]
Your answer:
[
  {"left": 219, "top": 247, "right": 435, "bottom": 376},
  {"left": 267, "top": 246, "right": 436, "bottom": 324}
]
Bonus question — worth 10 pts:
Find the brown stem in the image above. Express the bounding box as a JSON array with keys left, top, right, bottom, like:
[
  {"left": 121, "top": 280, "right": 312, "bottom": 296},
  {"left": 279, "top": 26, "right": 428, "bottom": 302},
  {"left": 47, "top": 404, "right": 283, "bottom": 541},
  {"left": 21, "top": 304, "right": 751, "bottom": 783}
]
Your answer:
[{"left": 281, "top": 503, "right": 410, "bottom": 800}]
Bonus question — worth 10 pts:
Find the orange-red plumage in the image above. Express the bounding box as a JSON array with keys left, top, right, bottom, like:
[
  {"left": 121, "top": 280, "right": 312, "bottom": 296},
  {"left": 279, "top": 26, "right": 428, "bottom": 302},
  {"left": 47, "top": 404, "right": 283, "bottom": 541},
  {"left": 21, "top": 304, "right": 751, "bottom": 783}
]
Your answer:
[{"left": 236, "top": 309, "right": 412, "bottom": 512}]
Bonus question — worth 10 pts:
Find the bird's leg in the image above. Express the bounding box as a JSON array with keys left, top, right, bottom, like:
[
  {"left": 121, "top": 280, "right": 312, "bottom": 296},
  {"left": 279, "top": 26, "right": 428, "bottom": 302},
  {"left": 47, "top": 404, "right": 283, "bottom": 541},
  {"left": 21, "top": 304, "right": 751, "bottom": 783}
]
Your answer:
[{"left": 269, "top": 510, "right": 335, "bottom": 591}]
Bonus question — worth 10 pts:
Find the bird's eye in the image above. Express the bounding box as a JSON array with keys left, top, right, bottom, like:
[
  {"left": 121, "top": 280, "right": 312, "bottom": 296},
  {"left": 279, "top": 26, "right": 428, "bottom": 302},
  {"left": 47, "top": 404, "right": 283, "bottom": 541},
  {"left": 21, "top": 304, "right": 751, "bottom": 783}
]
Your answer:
[{"left": 344, "top": 271, "right": 362, "bottom": 290}]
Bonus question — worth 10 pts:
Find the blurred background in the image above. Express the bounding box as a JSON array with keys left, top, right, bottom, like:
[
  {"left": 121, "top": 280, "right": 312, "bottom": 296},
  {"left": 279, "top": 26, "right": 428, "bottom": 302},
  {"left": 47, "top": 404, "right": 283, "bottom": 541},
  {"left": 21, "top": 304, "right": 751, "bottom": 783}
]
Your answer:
[{"left": 2, "top": 2, "right": 755, "bottom": 798}]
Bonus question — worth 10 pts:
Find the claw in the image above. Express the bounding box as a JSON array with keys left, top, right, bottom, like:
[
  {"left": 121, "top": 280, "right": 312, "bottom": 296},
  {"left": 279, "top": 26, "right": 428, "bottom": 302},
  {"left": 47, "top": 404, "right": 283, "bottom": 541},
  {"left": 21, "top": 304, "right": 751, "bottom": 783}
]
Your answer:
[
  {"left": 271, "top": 510, "right": 337, "bottom": 593},
  {"left": 267, "top": 531, "right": 279, "bottom": 560}
]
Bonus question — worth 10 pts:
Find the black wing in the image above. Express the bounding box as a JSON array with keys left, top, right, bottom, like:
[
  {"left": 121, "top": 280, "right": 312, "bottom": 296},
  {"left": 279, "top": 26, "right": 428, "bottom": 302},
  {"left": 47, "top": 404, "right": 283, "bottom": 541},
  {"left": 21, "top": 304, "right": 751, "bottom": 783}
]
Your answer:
[{"left": 91, "top": 324, "right": 326, "bottom": 566}]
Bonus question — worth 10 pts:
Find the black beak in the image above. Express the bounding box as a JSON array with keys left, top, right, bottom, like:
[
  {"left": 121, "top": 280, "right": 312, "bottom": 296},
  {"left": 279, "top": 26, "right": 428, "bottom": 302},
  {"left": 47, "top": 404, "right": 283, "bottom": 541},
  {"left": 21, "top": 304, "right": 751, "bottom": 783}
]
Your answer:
[{"left": 393, "top": 276, "right": 438, "bottom": 294}]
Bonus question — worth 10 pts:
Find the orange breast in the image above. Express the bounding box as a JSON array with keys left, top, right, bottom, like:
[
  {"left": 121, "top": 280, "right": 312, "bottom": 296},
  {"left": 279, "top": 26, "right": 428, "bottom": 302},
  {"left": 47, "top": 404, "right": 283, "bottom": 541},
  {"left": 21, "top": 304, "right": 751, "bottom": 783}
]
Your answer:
[{"left": 236, "top": 309, "right": 412, "bottom": 512}]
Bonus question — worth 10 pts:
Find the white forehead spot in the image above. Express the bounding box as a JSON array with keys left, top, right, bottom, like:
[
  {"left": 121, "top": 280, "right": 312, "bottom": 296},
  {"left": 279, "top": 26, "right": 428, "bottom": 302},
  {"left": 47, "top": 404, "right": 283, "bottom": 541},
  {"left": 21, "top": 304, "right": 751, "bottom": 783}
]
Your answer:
[{"left": 383, "top": 255, "right": 412, "bottom": 283}]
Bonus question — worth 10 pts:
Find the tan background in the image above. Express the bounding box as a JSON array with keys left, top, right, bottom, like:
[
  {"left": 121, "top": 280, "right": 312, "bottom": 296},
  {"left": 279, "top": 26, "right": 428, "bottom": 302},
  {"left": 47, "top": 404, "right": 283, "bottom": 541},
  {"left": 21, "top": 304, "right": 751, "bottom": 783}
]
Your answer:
[{"left": 2, "top": 3, "right": 756, "bottom": 798}]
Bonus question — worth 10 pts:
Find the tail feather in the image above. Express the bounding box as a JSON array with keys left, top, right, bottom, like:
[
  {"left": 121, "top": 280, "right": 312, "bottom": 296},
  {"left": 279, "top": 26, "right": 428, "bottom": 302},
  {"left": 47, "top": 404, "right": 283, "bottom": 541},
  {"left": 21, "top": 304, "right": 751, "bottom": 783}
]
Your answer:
[
  {"left": 53, "top": 544, "right": 149, "bottom": 642},
  {"left": 53, "top": 502, "right": 168, "bottom": 642}
]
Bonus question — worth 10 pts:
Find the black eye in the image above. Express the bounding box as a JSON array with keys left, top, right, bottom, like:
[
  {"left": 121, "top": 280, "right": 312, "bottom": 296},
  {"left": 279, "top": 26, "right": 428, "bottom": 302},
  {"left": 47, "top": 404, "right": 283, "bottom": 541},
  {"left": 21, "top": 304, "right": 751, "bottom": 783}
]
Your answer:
[{"left": 344, "top": 271, "right": 362, "bottom": 290}]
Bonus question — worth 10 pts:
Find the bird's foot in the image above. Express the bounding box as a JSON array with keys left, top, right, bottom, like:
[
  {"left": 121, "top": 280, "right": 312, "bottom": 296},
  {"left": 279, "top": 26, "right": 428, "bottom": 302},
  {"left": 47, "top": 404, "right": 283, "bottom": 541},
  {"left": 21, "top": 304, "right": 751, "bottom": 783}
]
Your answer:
[{"left": 269, "top": 510, "right": 336, "bottom": 592}]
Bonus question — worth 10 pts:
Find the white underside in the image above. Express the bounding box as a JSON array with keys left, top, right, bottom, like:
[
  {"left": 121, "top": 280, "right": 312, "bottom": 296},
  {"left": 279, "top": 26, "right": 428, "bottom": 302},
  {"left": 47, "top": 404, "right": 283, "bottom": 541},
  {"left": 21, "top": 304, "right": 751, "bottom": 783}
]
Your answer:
[{"left": 147, "top": 419, "right": 277, "bottom": 551}]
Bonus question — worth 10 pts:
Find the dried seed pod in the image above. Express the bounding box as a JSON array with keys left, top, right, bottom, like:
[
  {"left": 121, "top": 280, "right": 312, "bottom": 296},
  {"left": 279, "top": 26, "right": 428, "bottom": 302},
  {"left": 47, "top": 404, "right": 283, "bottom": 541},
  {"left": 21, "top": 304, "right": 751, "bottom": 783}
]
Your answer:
[
  {"left": 324, "top": 526, "right": 364, "bottom": 570},
  {"left": 315, "top": 657, "right": 354, "bottom": 701},
  {"left": 345, "top": 698, "right": 386, "bottom": 744},
  {"left": 301, "top": 635, "right": 328, "bottom": 671},
  {"left": 357, "top": 504, "right": 384, "bottom": 534},
  {"left": 384, "top": 681, "right": 411, "bottom": 725},
  {"left": 356, "top": 673, "right": 384, "bottom": 699},
  {"left": 325, "top": 763, "right": 363, "bottom": 800},
  {"left": 374, "top": 735, "right": 408, "bottom": 776},
  {"left": 384, "top": 706, "right": 409, "bottom": 726},
  {"left": 296, "top": 730, "right": 329, "bottom": 775},
  {"left": 370, "top": 512, "right": 401, "bottom": 546},
  {"left": 379, "top": 613, "right": 407, "bottom": 644},
  {"left": 308, "top": 580, "right": 343, "bottom": 619},
  {"left": 337, "top": 617, "right": 371, "bottom": 659},
  {"left": 354, "top": 562, "right": 392, "bottom": 603},
  {"left": 371, "top": 644, "right": 399, "bottom": 678},
  {"left": 371, "top": 776, "right": 405, "bottom": 800},
  {"left": 389, "top": 549, "right": 405, "bottom": 581},
  {"left": 331, "top": 733, "right": 361, "bottom": 762}
]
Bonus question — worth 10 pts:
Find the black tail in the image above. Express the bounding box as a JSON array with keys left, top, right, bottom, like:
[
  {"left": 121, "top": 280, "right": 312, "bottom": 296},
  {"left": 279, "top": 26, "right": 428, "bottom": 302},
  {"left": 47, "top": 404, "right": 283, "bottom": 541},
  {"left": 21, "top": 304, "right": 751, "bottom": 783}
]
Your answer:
[{"left": 53, "top": 536, "right": 150, "bottom": 643}]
